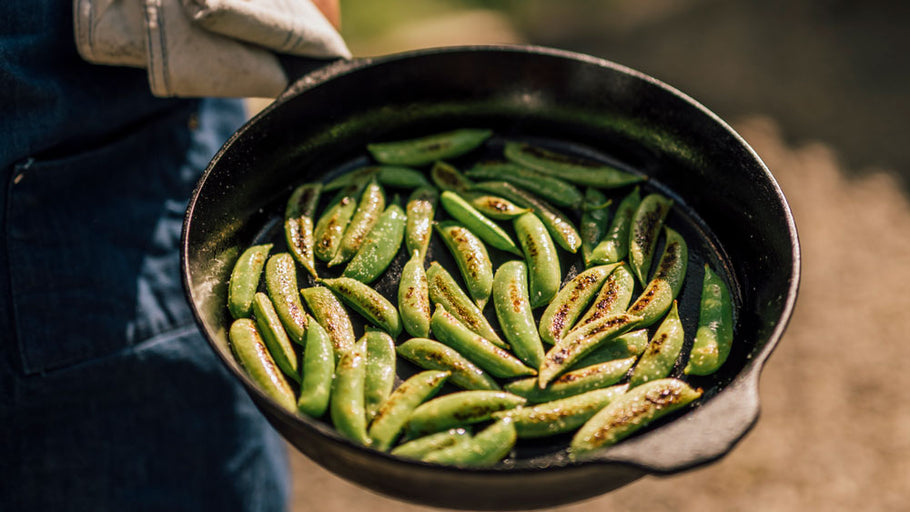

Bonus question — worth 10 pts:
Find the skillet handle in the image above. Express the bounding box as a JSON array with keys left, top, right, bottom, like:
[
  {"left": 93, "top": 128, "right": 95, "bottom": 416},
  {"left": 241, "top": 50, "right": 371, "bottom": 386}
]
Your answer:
[{"left": 277, "top": 54, "right": 347, "bottom": 86}]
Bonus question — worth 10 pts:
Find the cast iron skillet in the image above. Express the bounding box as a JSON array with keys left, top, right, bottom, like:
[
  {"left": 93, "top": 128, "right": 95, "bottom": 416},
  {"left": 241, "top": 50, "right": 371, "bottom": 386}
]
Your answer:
[{"left": 181, "top": 45, "right": 799, "bottom": 510}]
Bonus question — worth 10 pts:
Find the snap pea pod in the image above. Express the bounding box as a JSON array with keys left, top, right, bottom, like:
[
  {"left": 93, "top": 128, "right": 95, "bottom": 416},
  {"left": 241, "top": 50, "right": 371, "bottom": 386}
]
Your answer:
[
  {"left": 426, "top": 261, "right": 507, "bottom": 348},
  {"left": 431, "top": 307, "right": 536, "bottom": 379},
  {"left": 580, "top": 188, "right": 611, "bottom": 267},
  {"left": 319, "top": 277, "right": 402, "bottom": 337},
  {"left": 396, "top": 338, "right": 500, "bottom": 391},
  {"left": 431, "top": 161, "right": 474, "bottom": 193},
  {"left": 570, "top": 378, "right": 702, "bottom": 458},
  {"left": 398, "top": 250, "right": 431, "bottom": 338},
  {"left": 435, "top": 221, "right": 493, "bottom": 309},
  {"left": 493, "top": 385, "right": 629, "bottom": 438},
  {"left": 390, "top": 428, "right": 471, "bottom": 459},
  {"left": 571, "top": 329, "right": 649, "bottom": 368},
  {"left": 503, "top": 141, "right": 644, "bottom": 189},
  {"left": 326, "top": 166, "right": 433, "bottom": 191},
  {"left": 627, "top": 227, "right": 688, "bottom": 327},
  {"left": 629, "top": 193, "right": 674, "bottom": 286},
  {"left": 684, "top": 264, "right": 734, "bottom": 376},
  {"left": 367, "top": 128, "right": 492, "bottom": 167},
  {"left": 251, "top": 292, "right": 299, "bottom": 383},
  {"left": 465, "top": 161, "right": 583, "bottom": 208},
  {"left": 228, "top": 318, "right": 296, "bottom": 413},
  {"left": 513, "top": 212, "right": 561, "bottom": 308},
  {"left": 439, "top": 191, "right": 521, "bottom": 256},
  {"left": 264, "top": 253, "right": 308, "bottom": 344},
  {"left": 570, "top": 262, "right": 636, "bottom": 335},
  {"left": 323, "top": 167, "right": 380, "bottom": 191},
  {"left": 405, "top": 390, "right": 526, "bottom": 437},
  {"left": 505, "top": 358, "right": 635, "bottom": 404},
  {"left": 343, "top": 200, "right": 407, "bottom": 284},
  {"left": 284, "top": 183, "right": 322, "bottom": 278},
  {"left": 314, "top": 182, "right": 364, "bottom": 262},
  {"left": 491, "top": 260, "right": 545, "bottom": 369},
  {"left": 590, "top": 186, "right": 640, "bottom": 264},
  {"left": 367, "top": 370, "right": 450, "bottom": 451},
  {"left": 539, "top": 264, "right": 617, "bottom": 346},
  {"left": 363, "top": 328, "right": 397, "bottom": 420},
  {"left": 228, "top": 243, "right": 272, "bottom": 319},
  {"left": 297, "top": 318, "right": 335, "bottom": 417},
  {"left": 331, "top": 338, "right": 371, "bottom": 446},
  {"left": 629, "top": 301, "right": 685, "bottom": 387},
  {"left": 300, "top": 285, "right": 356, "bottom": 359},
  {"left": 421, "top": 418, "right": 516, "bottom": 467},
  {"left": 328, "top": 179, "right": 386, "bottom": 267},
  {"left": 405, "top": 186, "right": 438, "bottom": 263},
  {"left": 462, "top": 192, "right": 530, "bottom": 220}
]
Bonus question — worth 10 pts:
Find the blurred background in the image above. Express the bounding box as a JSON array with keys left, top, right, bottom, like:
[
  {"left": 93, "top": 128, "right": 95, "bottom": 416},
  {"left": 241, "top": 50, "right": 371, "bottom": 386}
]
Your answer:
[{"left": 281, "top": 1, "right": 910, "bottom": 510}]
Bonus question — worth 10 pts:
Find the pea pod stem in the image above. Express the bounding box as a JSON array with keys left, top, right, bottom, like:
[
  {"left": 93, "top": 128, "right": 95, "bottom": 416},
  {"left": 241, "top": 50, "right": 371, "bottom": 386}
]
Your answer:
[{"left": 684, "top": 264, "right": 734, "bottom": 376}]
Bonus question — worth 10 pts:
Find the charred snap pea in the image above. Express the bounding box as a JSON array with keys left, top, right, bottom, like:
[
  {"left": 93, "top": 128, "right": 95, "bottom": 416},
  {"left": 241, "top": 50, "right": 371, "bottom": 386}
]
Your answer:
[
  {"left": 463, "top": 192, "right": 531, "bottom": 220},
  {"left": 390, "top": 428, "right": 471, "bottom": 459},
  {"left": 513, "top": 212, "right": 561, "bottom": 308},
  {"left": 405, "top": 390, "right": 526, "bottom": 437},
  {"left": 300, "top": 285, "right": 356, "bottom": 358},
  {"left": 503, "top": 141, "right": 644, "bottom": 189},
  {"left": 319, "top": 277, "right": 402, "bottom": 337},
  {"left": 284, "top": 183, "right": 322, "bottom": 278},
  {"left": 570, "top": 378, "right": 702, "bottom": 458},
  {"left": 368, "top": 370, "right": 450, "bottom": 451},
  {"left": 431, "top": 307, "right": 536, "bottom": 379},
  {"left": 405, "top": 187, "right": 438, "bottom": 263},
  {"left": 331, "top": 338, "right": 371, "bottom": 446},
  {"left": 343, "top": 200, "right": 407, "bottom": 284},
  {"left": 229, "top": 318, "right": 296, "bottom": 412},
  {"left": 505, "top": 358, "right": 635, "bottom": 404},
  {"left": 398, "top": 251, "right": 431, "bottom": 338},
  {"left": 436, "top": 221, "right": 493, "bottom": 309},
  {"left": 265, "top": 253, "right": 308, "bottom": 344},
  {"left": 426, "top": 261, "right": 507, "bottom": 348},
  {"left": 367, "top": 128, "right": 492, "bottom": 167},
  {"left": 590, "top": 186, "right": 640, "bottom": 264},
  {"left": 297, "top": 318, "right": 335, "bottom": 418},
  {"left": 491, "top": 261, "right": 545, "bottom": 370},
  {"left": 439, "top": 191, "right": 521, "bottom": 255},
  {"left": 627, "top": 226, "right": 689, "bottom": 327},
  {"left": 431, "top": 161, "right": 474, "bottom": 193},
  {"left": 251, "top": 293, "right": 299, "bottom": 383},
  {"left": 465, "top": 161, "right": 583, "bottom": 208},
  {"left": 539, "top": 264, "right": 617, "bottom": 346},
  {"left": 323, "top": 167, "right": 380, "bottom": 191},
  {"left": 396, "top": 338, "right": 500, "bottom": 391},
  {"left": 629, "top": 193, "right": 674, "bottom": 286},
  {"left": 493, "top": 385, "right": 629, "bottom": 439},
  {"left": 685, "top": 264, "right": 735, "bottom": 376},
  {"left": 629, "top": 301, "right": 685, "bottom": 387},
  {"left": 421, "top": 417, "right": 517, "bottom": 467},
  {"left": 329, "top": 179, "right": 386, "bottom": 267},
  {"left": 571, "top": 262, "right": 636, "bottom": 334},
  {"left": 228, "top": 243, "right": 272, "bottom": 319},
  {"left": 362, "top": 328, "right": 398, "bottom": 421},
  {"left": 580, "top": 188, "right": 611, "bottom": 267},
  {"left": 571, "top": 329, "right": 649, "bottom": 368},
  {"left": 376, "top": 166, "right": 432, "bottom": 189},
  {"left": 314, "top": 182, "right": 363, "bottom": 262}
]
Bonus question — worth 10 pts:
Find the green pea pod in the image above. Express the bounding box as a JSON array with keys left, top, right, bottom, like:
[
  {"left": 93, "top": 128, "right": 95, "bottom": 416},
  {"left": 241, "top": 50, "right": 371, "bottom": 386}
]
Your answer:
[
  {"left": 580, "top": 188, "right": 611, "bottom": 267},
  {"left": 493, "top": 385, "right": 629, "bottom": 438},
  {"left": 570, "top": 378, "right": 702, "bottom": 458},
  {"left": 538, "top": 264, "right": 617, "bottom": 346},
  {"left": 503, "top": 141, "right": 644, "bottom": 189},
  {"left": 328, "top": 179, "right": 386, "bottom": 267},
  {"left": 390, "top": 428, "right": 471, "bottom": 459},
  {"left": 343, "top": 200, "right": 407, "bottom": 284},
  {"left": 426, "top": 261, "right": 507, "bottom": 348},
  {"left": 491, "top": 260, "right": 545, "bottom": 369},
  {"left": 330, "top": 338, "right": 371, "bottom": 446},
  {"left": 513, "top": 212, "right": 561, "bottom": 308},
  {"left": 463, "top": 192, "right": 531, "bottom": 220},
  {"left": 284, "top": 183, "right": 322, "bottom": 278},
  {"left": 367, "top": 129, "right": 492, "bottom": 167},
  {"left": 571, "top": 329, "right": 649, "bottom": 369},
  {"left": 319, "top": 277, "right": 402, "bottom": 337},
  {"left": 264, "top": 253, "right": 308, "bottom": 344},
  {"left": 539, "top": 313, "right": 641, "bottom": 388},
  {"left": 629, "top": 193, "right": 674, "bottom": 286},
  {"left": 629, "top": 301, "right": 685, "bottom": 387},
  {"left": 472, "top": 181, "right": 581, "bottom": 253},
  {"left": 368, "top": 370, "right": 450, "bottom": 451},
  {"left": 430, "top": 161, "right": 474, "bottom": 193},
  {"left": 228, "top": 318, "right": 296, "bottom": 412},
  {"left": 505, "top": 358, "right": 636, "bottom": 404},
  {"left": 405, "top": 187, "right": 438, "bottom": 263},
  {"left": 297, "top": 318, "right": 335, "bottom": 418},
  {"left": 396, "top": 338, "right": 501, "bottom": 391},
  {"left": 435, "top": 221, "right": 493, "bottom": 309},
  {"left": 590, "top": 186, "right": 640, "bottom": 264},
  {"left": 627, "top": 227, "right": 688, "bottom": 327},
  {"left": 464, "top": 161, "right": 584, "bottom": 207},
  {"left": 430, "top": 307, "right": 536, "bottom": 379},
  {"left": 251, "top": 292, "right": 300, "bottom": 383},
  {"left": 376, "top": 166, "right": 433, "bottom": 189},
  {"left": 398, "top": 251, "right": 431, "bottom": 338},
  {"left": 300, "top": 285, "right": 356, "bottom": 359},
  {"left": 571, "top": 263, "right": 636, "bottom": 336},
  {"left": 406, "top": 390, "right": 526, "bottom": 437},
  {"left": 313, "top": 183, "right": 363, "bottom": 262},
  {"left": 363, "top": 328, "right": 397, "bottom": 420},
  {"left": 228, "top": 243, "right": 272, "bottom": 319},
  {"left": 421, "top": 418, "right": 517, "bottom": 467},
  {"left": 323, "top": 167, "right": 380, "bottom": 191},
  {"left": 439, "top": 191, "right": 521, "bottom": 255},
  {"left": 685, "top": 264, "right": 735, "bottom": 375}
]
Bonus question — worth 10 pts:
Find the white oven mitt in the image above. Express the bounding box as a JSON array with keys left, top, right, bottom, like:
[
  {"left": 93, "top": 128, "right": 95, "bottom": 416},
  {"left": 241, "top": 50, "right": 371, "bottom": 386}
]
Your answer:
[{"left": 74, "top": 0, "right": 351, "bottom": 98}]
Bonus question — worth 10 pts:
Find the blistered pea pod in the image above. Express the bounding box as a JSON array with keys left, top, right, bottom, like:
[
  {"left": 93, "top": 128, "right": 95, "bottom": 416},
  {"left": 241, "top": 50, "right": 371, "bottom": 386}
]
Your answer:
[
  {"left": 502, "top": 141, "right": 644, "bottom": 189},
  {"left": 330, "top": 338, "right": 371, "bottom": 446},
  {"left": 398, "top": 251, "right": 431, "bottom": 338},
  {"left": 493, "top": 385, "right": 629, "bottom": 439},
  {"left": 297, "top": 318, "right": 335, "bottom": 418},
  {"left": 539, "top": 264, "right": 618, "bottom": 346},
  {"left": 405, "top": 390, "right": 526, "bottom": 437},
  {"left": 464, "top": 161, "right": 583, "bottom": 208},
  {"left": 426, "top": 261, "right": 507, "bottom": 348},
  {"left": 629, "top": 193, "right": 674, "bottom": 286},
  {"left": 284, "top": 183, "right": 322, "bottom": 278},
  {"left": 228, "top": 318, "right": 296, "bottom": 413},
  {"left": 506, "top": 358, "right": 636, "bottom": 405},
  {"left": 251, "top": 292, "right": 300, "bottom": 383},
  {"left": 314, "top": 182, "right": 365, "bottom": 262},
  {"left": 405, "top": 186, "right": 438, "bottom": 263},
  {"left": 627, "top": 226, "right": 689, "bottom": 327},
  {"left": 431, "top": 307, "right": 536, "bottom": 379},
  {"left": 580, "top": 188, "right": 611, "bottom": 267},
  {"left": 325, "top": 166, "right": 433, "bottom": 191},
  {"left": 362, "top": 328, "right": 397, "bottom": 421},
  {"left": 430, "top": 161, "right": 475, "bottom": 193},
  {"left": 570, "top": 262, "right": 636, "bottom": 335},
  {"left": 300, "top": 285, "right": 356, "bottom": 359},
  {"left": 396, "top": 338, "right": 500, "bottom": 391},
  {"left": 328, "top": 179, "right": 386, "bottom": 268},
  {"left": 367, "top": 128, "right": 492, "bottom": 167},
  {"left": 491, "top": 260, "right": 546, "bottom": 369},
  {"left": 513, "top": 212, "right": 561, "bottom": 308},
  {"left": 570, "top": 329, "right": 649, "bottom": 369},
  {"left": 367, "top": 370, "right": 450, "bottom": 451},
  {"left": 228, "top": 243, "right": 272, "bottom": 319},
  {"left": 462, "top": 191, "right": 531, "bottom": 220},
  {"left": 629, "top": 301, "right": 685, "bottom": 388},
  {"left": 421, "top": 417, "right": 517, "bottom": 467},
  {"left": 319, "top": 277, "right": 402, "bottom": 337},
  {"left": 684, "top": 264, "right": 735, "bottom": 375},
  {"left": 590, "top": 186, "right": 640, "bottom": 264},
  {"left": 569, "top": 378, "right": 702, "bottom": 459},
  {"left": 323, "top": 167, "right": 379, "bottom": 191},
  {"left": 264, "top": 253, "right": 308, "bottom": 344},
  {"left": 390, "top": 428, "right": 471, "bottom": 459},
  {"left": 439, "top": 191, "right": 521, "bottom": 256},
  {"left": 435, "top": 221, "right": 493, "bottom": 309},
  {"left": 343, "top": 199, "right": 407, "bottom": 284}
]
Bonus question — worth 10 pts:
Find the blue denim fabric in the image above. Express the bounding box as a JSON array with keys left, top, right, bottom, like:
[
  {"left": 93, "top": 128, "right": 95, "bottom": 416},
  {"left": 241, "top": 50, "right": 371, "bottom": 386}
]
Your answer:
[{"left": 1, "top": 2, "right": 290, "bottom": 510}]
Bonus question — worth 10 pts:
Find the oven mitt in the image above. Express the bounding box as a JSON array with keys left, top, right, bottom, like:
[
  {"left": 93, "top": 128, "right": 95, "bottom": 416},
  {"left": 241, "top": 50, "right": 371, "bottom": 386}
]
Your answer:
[{"left": 74, "top": 0, "right": 351, "bottom": 98}]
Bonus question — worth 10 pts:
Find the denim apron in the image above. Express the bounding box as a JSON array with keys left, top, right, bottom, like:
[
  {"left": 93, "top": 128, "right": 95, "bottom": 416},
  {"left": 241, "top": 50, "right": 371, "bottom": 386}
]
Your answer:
[{"left": 1, "top": 2, "right": 290, "bottom": 510}]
